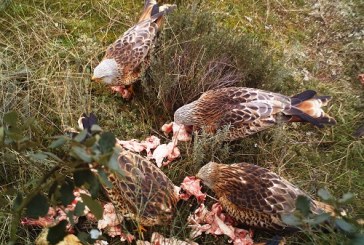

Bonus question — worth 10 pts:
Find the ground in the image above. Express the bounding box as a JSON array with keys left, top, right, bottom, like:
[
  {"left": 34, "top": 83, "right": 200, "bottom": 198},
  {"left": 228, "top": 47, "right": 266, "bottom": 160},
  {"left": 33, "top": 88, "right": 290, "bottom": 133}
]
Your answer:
[{"left": 0, "top": 0, "right": 363, "bottom": 244}]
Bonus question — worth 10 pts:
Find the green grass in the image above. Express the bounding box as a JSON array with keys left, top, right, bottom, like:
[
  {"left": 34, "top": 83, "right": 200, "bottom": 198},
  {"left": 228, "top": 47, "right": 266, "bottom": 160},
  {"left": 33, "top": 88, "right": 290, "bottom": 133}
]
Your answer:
[{"left": 1, "top": 0, "right": 363, "bottom": 244}]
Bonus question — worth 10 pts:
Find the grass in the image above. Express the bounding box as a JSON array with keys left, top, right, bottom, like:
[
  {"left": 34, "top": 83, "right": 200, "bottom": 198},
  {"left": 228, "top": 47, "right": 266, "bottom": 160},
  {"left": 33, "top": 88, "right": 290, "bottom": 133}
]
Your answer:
[{"left": 0, "top": 0, "right": 363, "bottom": 244}]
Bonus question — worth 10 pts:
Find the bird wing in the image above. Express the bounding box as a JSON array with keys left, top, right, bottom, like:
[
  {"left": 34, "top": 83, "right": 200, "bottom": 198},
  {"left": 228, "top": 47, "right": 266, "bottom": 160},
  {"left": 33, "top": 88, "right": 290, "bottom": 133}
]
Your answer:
[
  {"left": 213, "top": 87, "right": 291, "bottom": 127},
  {"left": 110, "top": 151, "right": 177, "bottom": 221},
  {"left": 214, "top": 163, "right": 309, "bottom": 215},
  {"left": 104, "top": 19, "right": 159, "bottom": 75}
]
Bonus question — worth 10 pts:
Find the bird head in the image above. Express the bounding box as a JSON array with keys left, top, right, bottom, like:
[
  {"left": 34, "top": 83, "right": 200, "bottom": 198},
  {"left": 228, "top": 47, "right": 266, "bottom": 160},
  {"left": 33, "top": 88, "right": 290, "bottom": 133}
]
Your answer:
[
  {"left": 196, "top": 161, "right": 218, "bottom": 189},
  {"left": 92, "top": 58, "right": 119, "bottom": 84},
  {"left": 174, "top": 101, "right": 198, "bottom": 126}
]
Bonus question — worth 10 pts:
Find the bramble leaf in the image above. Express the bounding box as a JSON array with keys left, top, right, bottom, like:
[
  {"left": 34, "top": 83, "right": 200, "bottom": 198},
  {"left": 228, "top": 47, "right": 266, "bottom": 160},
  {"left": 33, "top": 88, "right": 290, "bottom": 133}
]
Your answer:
[
  {"left": 338, "top": 193, "right": 354, "bottom": 203},
  {"left": 74, "top": 168, "right": 99, "bottom": 198},
  {"left": 29, "top": 152, "right": 48, "bottom": 161},
  {"left": 59, "top": 180, "right": 75, "bottom": 206},
  {"left": 74, "top": 201, "right": 86, "bottom": 216},
  {"left": 25, "top": 193, "right": 49, "bottom": 218},
  {"left": 71, "top": 146, "right": 92, "bottom": 162},
  {"left": 309, "top": 213, "right": 331, "bottom": 225},
  {"left": 74, "top": 129, "right": 88, "bottom": 143},
  {"left": 49, "top": 136, "right": 68, "bottom": 149},
  {"left": 97, "top": 168, "right": 113, "bottom": 188},
  {"left": 80, "top": 194, "right": 103, "bottom": 220},
  {"left": 47, "top": 220, "right": 68, "bottom": 244},
  {"left": 296, "top": 195, "right": 311, "bottom": 217},
  {"left": 281, "top": 213, "right": 302, "bottom": 226},
  {"left": 335, "top": 218, "right": 357, "bottom": 233},
  {"left": 318, "top": 189, "right": 333, "bottom": 201},
  {"left": 99, "top": 132, "right": 116, "bottom": 153}
]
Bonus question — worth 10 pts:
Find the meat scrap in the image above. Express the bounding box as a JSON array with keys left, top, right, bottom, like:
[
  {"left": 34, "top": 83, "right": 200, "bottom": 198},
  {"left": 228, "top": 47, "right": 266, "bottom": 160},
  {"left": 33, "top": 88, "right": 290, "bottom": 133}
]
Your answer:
[
  {"left": 179, "top": 176, "right": 206, "bottom": 203},
  {"left": 152, "top": 142, "right": 181, "bottom": 167},
  {"left": 188, "top": 203, "right": 254, "bottom": 245},
  {"left": 161, "top": 122, "right": 192, "bottom": 142}
]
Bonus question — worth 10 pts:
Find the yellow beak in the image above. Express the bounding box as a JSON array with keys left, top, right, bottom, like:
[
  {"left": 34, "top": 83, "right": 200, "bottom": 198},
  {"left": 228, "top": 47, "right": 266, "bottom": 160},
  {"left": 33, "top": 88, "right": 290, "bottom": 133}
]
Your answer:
[{"left": 91, "top": 76, "right": 97, "bottom": 81}]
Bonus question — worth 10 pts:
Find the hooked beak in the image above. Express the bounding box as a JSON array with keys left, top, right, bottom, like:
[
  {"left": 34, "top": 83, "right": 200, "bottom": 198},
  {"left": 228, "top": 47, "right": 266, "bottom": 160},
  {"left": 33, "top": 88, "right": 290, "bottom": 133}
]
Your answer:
[{"left": 91, "top": 76, "right": 101, "bottom": 82}]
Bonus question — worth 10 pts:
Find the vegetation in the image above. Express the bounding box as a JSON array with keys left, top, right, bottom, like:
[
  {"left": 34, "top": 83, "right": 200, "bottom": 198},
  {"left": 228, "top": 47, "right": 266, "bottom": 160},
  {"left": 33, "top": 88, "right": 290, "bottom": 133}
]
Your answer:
[{"left": 0, "top": 0, "right": 363, "bottom": 244}]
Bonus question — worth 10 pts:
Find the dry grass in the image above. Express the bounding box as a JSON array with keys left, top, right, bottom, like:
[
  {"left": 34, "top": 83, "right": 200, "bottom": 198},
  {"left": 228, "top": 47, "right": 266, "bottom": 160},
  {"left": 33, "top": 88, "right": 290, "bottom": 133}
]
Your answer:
[{"left": 0, "top": 0, "right": 363, "bottom": 244}]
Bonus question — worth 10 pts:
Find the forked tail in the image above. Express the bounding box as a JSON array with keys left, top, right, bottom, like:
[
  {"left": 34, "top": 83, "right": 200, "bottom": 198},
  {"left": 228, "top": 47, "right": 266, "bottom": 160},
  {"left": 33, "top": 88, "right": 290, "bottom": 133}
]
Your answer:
[
  {"left": 139, "top": 0, "right": 177, "bottom": 27},
  {"left": 286, "top": 90, "right": 337, "bottom": 128}
]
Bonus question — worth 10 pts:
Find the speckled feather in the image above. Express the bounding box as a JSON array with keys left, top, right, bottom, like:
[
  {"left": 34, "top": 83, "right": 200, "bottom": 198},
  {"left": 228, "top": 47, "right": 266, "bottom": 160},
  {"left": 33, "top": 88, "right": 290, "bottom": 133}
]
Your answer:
[
  {"left": 104, "top": 151, "right": 179, "bottom": 226},
  {"left": 174, "top": 87, "right": 336, "bottom": 140},
  {"left": 103, "top": 1, "right": 175, "bottom": 85},
  {"left": 197, "top": 162, "right": 330, "bottom": 231}
]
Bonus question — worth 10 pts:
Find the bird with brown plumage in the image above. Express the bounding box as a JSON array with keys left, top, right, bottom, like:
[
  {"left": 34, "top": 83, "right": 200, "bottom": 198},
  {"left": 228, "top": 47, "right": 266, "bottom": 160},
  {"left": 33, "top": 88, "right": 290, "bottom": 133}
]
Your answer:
[
  {"left": 174, "top": 87, "right": 336, "bottom": 140},
  {"left": 196, "top": 162, "right": 335, "bottom": 232},
  {"left": 92, "top": 0, "right": 176, "bottom": 99},
  {"left": 104, "top": 150, "right": 181, "bottom": 228}
]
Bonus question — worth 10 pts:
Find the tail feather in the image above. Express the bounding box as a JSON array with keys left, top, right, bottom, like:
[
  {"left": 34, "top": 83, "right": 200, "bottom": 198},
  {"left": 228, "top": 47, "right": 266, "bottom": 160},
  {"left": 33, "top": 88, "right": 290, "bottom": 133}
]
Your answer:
[
  {"left": 138, "top": 0, "right": 176, "bottom": 25},
  {"left": 78, "top": 113, "right": 98, "bottom": 133},
  {"left": 291, "top": 90, "right": 317, "bottom": 105},
  {"left": 286, "top": 90, "right": 336, "bottom": 127},
  {"left": 287, "top": 107, "right": 325, "bottom": 128}
]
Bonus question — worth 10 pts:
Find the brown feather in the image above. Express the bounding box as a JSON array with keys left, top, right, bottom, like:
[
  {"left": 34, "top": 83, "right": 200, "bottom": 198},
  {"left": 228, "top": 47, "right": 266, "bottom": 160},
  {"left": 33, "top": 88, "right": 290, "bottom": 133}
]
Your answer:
[
  {"left": 103, "top": 151, "right": 179, "bottom": 226},
  {"left": 174, "top": 87, "right": 335, "bottom": 140},
  {"left": 100, "top": 2, "right": 175, "bottom": 86},
  {"left": 196, "top": 162, "right": 334, "bottom": 231}
]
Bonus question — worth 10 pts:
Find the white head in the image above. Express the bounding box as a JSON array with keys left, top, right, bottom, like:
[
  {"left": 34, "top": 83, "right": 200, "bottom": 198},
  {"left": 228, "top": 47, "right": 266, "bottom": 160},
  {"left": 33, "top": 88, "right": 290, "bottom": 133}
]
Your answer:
[
  {"left": 196, "top": 162, "right": 218, "bottom": 189},
  {"left": 92, "top": 58, "right": 119, "bottom": 84},
  {"left": 174, "top": 101, "right": 198, "bottom": 125}
]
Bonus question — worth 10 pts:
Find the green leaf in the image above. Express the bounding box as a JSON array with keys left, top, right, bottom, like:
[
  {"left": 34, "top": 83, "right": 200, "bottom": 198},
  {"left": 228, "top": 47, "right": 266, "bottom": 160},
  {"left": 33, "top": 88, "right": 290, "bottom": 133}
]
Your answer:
[
  {"left": 59, "top": 180, "right": 75, "bottom": 206},
  {"left": 43, "top": 152, "right": 63, "bottom": 162},
  {"left": 107, "top": 149, "right": 123, "bottom": 176},
  {"left": 74, "top": 129, "right": 88, "bottom": 143},
  {"left": 74, "top": 168, "right": 91, "bottom": 187},
  {"left": 335, "top": 219, "right": 357, "bottom": 233},
  {"left": 309, "top": 213, "right": 331, "bottom": 225},
  {"left": 71, "top": 146, "right": 92, "bottom": 162},
  {"left": 97, "top": 168, "right": 113, "bottom": 188},
  {"left": 25, "top": 193, "right": 49, "bottom": 218},
  {"left": 66, "top": 211, "right": 75, "bottom": 226},
  {"left": 83, "top": 137, "right": 97, "bottom": 147},
  {"left": 281, "top": 213, "right": 302, "bottom": 226},
  {"left": 350, "top": 234, "right": 364, "bottom": 245},
  {"left": 3, "top": 111, "right": 18, "bottom": 126},
  {"left": 74, "top": 201, "right": 86, "bottom": 216},
  {"left": 29, "top": 152, "right": 48, "bottom": 161},
  {"left": 296, "top": 195, "right": 311, "bottom": 217},
  {"left": 13, "top": 193, "right": 23, "bottom": 211},
  {"left": 99, "top": 132, "right": 116, "bottom": 153},
  {"left": 338, "top": 192, "right": 354, "bottom": 203},
  {"left": 49, "top": 137, "right": 68, "bottom": 149},
  {"left": 318, "top": 188, "right": 332, "bottom": 201},
  {"left": 77, "top": 231, "right": 91, "bottom": 243},
  {"left": 74, "top": 168, "right": 100, "bottom": 198},
  {"left": 80, "top": 194, "right": 103, "bottom": 220},
  {"left": 91, "top": 124, "right": 102, "bottom": 133},
  {"left": 47, "top": 220, "right": 68, "bottom": 244}
]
